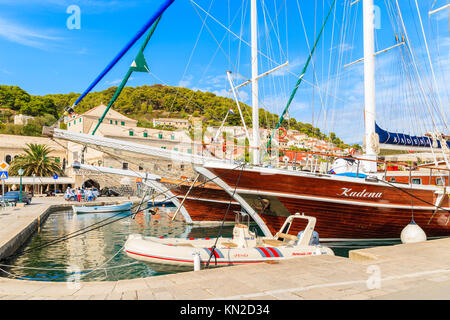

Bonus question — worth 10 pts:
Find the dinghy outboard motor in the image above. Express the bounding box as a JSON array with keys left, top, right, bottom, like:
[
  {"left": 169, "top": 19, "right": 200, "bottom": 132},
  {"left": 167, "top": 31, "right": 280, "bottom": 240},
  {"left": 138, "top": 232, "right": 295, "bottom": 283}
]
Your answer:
[
  {"left": 297, "top": 230, "right": 320, "bottom": 245},
  {"left": 232, "top": 223, "right": 257, "bottom": 248}
]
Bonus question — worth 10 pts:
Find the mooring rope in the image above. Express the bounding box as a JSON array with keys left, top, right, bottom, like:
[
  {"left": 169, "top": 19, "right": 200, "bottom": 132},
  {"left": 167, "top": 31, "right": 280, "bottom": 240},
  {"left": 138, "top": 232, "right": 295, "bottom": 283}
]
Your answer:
[
  {"left": 205, "top": 162, "right": 245, "bottom": 268},
  {"left": 0, "top": 162, "right": 246, "bottom": 262}
]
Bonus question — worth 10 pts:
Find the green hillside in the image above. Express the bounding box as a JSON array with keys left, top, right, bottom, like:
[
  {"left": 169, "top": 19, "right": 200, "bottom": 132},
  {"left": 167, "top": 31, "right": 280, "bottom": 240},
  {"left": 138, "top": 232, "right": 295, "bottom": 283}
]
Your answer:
[{"left": 0, "top": 84, "right": 354, "bottom": 149}]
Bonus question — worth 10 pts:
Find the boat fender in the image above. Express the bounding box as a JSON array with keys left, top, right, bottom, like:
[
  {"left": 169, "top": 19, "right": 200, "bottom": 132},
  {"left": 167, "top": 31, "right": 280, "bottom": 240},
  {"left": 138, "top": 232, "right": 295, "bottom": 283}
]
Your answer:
[
  {"left": 297, "top": 230, "right": 320, "bottom": 245},
  {"left": 400, "top": 220, "right": 426, "bottom": 244}
]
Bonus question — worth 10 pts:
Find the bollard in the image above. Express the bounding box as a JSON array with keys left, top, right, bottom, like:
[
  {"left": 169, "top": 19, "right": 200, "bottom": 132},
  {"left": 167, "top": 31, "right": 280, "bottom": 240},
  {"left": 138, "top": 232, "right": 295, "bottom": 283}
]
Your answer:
[{"left": 192, "top": 252, "right": 201, "bottom": 271}]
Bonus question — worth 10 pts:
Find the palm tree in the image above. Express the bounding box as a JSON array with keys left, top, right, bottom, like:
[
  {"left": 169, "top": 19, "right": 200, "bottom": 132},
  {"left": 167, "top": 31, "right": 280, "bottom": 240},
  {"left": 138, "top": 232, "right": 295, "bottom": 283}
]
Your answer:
[{"left": 9, "top": 143, "right": 64, "bottom": 177}]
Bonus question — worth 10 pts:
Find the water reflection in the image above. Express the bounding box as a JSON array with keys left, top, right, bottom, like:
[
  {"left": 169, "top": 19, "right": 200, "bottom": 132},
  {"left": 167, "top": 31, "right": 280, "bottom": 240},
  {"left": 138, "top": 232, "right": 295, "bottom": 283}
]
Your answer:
[
  {"left": 1, "top": 207, "right": 400, "bottom": 282},
  {"left": 1, "top": 207, "right": 234, "bottom": 282}
]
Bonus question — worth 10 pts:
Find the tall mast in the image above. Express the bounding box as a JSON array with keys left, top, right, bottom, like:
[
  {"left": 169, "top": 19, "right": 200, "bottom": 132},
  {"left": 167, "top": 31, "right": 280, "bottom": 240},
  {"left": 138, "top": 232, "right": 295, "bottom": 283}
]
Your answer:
[
  {"left": 363, "top": 0, "right": 377, "bottom": 172},
  {"left": 251, "top": 0, "right": 260, "bottom": 165}
]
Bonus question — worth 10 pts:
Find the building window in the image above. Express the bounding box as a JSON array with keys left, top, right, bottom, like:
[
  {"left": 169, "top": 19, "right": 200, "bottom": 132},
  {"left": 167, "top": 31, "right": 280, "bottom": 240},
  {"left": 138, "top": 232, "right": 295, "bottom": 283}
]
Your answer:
[
  {"left": 168, "top": 164, "right": 172, "bottom": 170},
  {"left": 158, "top": 133, "right": 163, "bottom": 139},
  {"left": 115, "top": 120, "right": 118, "bottom": 125},
  {"left": 436, "top": 177, "right": 445, "bottom": 186},
  {"left": 174, "top": 148, "right": 178, "bottom": 152},
  {"left": 122, "top": 163, "right": 128, "bottom": 170},
  {"left": 143, "top": 132, "right": 148, "bottom": 138},
  {"left": 411, "top": 178, "right": 421, "bottom": 185},
  {"left": 187, "top": 149, "right": 192, "bottom": 154},
  {"left": 180, "top": 164, "right": 185, "bottom": 171},
  {"left": 5, "top": 155, "right": 11, "bottom": 164},
  {"left": 68, "top": 122, "right": 71, "bottom": 127},
  {"left": 79, "top": 118, "right": 82, "bottom": 123},
  {"left": 129, "top": 130, "right": 134, "bottom": 136},
  {"left": 121, "top": 121, "right": 125, "bottom": 126},
  {"left": 138, "top": 166, "right": 143, "bottom": 171},
  {"left": 110, "top": 120, "right": 113, "bottom": 124},
  {"left": 171, "top": 135, "right": 175, "bottom": 140}
]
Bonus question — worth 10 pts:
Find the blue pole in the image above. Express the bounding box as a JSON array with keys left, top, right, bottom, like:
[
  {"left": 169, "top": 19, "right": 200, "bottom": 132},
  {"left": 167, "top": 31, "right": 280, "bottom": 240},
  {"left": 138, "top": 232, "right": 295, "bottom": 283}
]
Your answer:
[{"left": 72, "top": 0, "right": 175, "bottom": 108}]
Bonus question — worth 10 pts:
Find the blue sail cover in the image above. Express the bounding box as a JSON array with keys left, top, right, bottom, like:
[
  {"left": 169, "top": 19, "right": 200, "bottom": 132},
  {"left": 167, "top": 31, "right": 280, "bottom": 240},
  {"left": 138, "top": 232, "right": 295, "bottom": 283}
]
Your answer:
[{"left": 375, "top": 123, "right": 450, "bottom": 149}]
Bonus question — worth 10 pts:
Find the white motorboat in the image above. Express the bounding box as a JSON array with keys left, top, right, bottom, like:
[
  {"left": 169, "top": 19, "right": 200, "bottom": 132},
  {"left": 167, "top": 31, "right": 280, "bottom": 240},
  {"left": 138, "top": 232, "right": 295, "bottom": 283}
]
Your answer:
[
  {"left": 124, "top": 213, "right": 334, "bottom": 272},
  {"left": 72, "top": 202, "right": 133, "bottom": 214}
]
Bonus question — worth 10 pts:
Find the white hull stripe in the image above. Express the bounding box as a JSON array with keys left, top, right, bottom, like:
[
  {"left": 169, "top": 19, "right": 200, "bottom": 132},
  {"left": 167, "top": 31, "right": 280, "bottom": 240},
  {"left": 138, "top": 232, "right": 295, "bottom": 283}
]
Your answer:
[
  {"left": 176, "top": 195, "right": 240, "bottom": 205},
  {"left": 232, "top": 188, "right": 449, "bottom": 211}
]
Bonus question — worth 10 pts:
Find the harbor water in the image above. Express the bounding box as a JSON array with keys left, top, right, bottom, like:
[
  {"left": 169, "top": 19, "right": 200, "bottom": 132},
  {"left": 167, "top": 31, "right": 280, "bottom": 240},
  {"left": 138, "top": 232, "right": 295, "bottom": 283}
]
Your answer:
[{"left": 0, "top": 207, "right": 399, "bottom": 282}]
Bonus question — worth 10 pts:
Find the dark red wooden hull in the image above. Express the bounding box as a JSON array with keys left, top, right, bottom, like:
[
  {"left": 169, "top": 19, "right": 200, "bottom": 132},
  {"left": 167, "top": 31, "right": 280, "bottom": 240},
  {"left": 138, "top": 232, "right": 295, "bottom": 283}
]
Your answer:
[
  {"left": 205, "top": 166, "right": 450, "bottom": 239},
  {"left": 160, "top": 167, "right": 450, "bottom": 240},
  {"left": 162, "top": 179, "right": 239, "bottom": 223}
]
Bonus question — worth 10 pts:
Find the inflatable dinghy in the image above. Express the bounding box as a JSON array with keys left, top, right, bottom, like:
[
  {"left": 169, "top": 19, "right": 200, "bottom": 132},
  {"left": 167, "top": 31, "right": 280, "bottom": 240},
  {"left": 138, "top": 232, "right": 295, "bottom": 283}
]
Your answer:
[{"left": 124, "top": 213, "right": 334, "bottom": 272}]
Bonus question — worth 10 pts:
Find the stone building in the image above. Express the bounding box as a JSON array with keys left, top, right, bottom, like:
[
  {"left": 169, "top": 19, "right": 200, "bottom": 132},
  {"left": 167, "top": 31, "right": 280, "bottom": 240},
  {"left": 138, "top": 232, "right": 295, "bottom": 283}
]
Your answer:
[
  {"left": 152, "top": 118, "right": 190, "bottom": 129},
  {"left": 0, "top": 134, "right": 72, "bottom": 194},
  {"left": 65, "top": 105, "right": 196, "bottom": 190}
]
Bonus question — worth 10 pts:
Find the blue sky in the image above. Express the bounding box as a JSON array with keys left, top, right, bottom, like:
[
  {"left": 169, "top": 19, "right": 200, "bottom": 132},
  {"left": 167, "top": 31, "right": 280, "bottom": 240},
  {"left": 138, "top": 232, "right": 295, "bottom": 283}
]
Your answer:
[{"left": 0, "top": 0, "right": 448, "bottom": 144}]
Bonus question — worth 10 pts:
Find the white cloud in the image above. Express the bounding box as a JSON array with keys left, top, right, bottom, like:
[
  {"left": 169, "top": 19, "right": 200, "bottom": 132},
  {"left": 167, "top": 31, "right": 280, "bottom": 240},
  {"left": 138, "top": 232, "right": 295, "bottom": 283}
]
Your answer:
[
  {"left": 106, "top": 77, "right": 134, "bottom": 85},
  {"left": 178, "top": 74, "right": 194, "bottom": 87},
  {"left": 0, "top": 69, "right": 12, "bottom": 75},
  {"left": 0, "top": 17, "right": 62, "bottom": 49}
]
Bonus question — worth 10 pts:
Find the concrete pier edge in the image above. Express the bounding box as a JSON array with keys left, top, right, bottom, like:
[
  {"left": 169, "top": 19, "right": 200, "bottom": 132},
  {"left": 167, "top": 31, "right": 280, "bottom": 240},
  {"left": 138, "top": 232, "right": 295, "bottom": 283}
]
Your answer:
[{"left": 0, "top": 199, "right": 448, "bottom": 300}]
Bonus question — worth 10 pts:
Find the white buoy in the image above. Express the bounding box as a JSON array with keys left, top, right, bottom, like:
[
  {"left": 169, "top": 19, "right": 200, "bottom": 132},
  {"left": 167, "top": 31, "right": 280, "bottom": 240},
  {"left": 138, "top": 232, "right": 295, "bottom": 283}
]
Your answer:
[
  {"left": 400, "top": 220, "right": 427, "bottom": 244},
  {"left": 192, "top": 252, "right": 201, "bottom": 271}
]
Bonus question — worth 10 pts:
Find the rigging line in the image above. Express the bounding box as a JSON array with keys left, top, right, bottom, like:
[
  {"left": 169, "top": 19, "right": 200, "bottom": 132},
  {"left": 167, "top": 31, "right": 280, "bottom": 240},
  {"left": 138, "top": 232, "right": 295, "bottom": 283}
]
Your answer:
[
  {"left": 267, "top": 0, "right": 337, "bottom": 149},
  {"left": 79, "top": 244, "right": 126, "bottom": 279},
  {"left": 205, "top": 162, "right": 245, "bottom": 269},
  {"left": 234, "top": 0, "right": 248, "bottom": 82},
  {"left": 329, "top": 0, "right": 352, "bottom": 136},
  {"left": 297, "top": 0, "right": 326, "bottom": 126},
  {"left": 91, "top": 15, "right": 163, "bottom": 138},
  {"left": 70, "top": 0, "right": 175, "bottom": 110},
  {"left": 0, "top": 261, "right": 140, "bottom": 278},
  {"left": 407, "top": 3, "right": 443, "bottom": 121},
  {"left": 168, "top": 0, "right": 216, "bottom": 110},
  {"left": 147, "top": 70, "right": 230, "bottom": 124},
  {"left": 431, "top": 0, "right": 438, "bottom": 11},
  {"left": 323, "top": 0, "right": 337, "bottom": 117},
  {"left": 376, "top": 178, "right": 450, "bottom": 222},
  {"left": 51, "top": 137, "right": 153, "bottom": 187},
  {"left": 260, "top": 0, "right": 284, "bottom": 122},
  {"left": 191, "top": 3, "right": 238, "bottom": 72},
  {"left": 16, "top": 140, "right": 163, "bottom": 254},
  {"left": 181, "top": 1, "right": 246, "bottom": 116},
  {"left": 260, "top": 0, "right": 288, "bottom": 61},
  {"left": 414, "top": 0, "right": 449, "bottom": 134},
  {"left": 190, "top": 0, "right": 356, "bottom": 108},
  {"left": 394, "top": 0, "right": 442, "bottom": 137},
  {"left": 267, "top": 0, "right": 290, "bottom": 123},
  {"left": 429, "top": 5, "right": 450, "bottom": 107},
  {"left": 0, "top": 161, "right": 246, "bottom": 262}
]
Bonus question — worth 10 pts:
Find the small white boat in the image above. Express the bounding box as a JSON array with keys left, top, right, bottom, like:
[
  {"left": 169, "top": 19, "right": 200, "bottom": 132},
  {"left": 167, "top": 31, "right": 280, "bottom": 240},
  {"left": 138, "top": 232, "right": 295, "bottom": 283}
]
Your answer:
[
  {"left": 124, "top": 213, "right": 334, "bottom": 272},
  {"left": 72, "top": 202, "right": 133, "bottom": 214}
]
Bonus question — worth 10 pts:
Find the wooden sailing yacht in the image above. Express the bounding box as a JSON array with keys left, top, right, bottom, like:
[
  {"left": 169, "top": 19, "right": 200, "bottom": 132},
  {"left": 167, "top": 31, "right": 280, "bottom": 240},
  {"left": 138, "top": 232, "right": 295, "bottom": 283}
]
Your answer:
[
  {"left": 165, "top": 0, "right": 450, "bottom": 240},
  {"left": 45, "top": 0, "right": 450, "bottom": 241}
]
